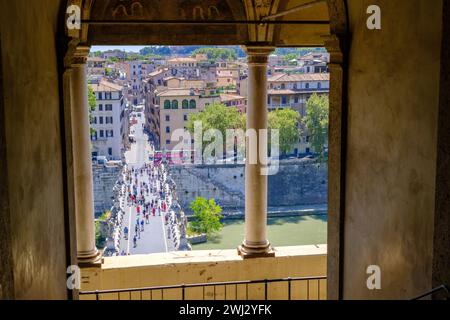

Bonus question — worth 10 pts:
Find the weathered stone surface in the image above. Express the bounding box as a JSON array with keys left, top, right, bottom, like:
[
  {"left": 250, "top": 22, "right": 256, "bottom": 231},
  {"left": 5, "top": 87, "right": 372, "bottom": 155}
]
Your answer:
[
  {"left": 92, "top": 162, "right": 123, "bottom": 215},
  {"left": 170, "top": 160, "right": 328, "bottom": 212},
  {"left": 0, "top": 0, "right": 68, "bottom": 300}
]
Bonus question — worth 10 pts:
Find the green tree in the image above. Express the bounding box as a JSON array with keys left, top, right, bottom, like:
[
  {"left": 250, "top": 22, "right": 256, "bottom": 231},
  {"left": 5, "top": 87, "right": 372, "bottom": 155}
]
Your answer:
[
  {"left": 192, "top": 47, "right": 237, "bottom": 61},
  {"left": 186, "top": 103, "right": 245, "bottom": 153},
  {"left": 95, "top": 210, "right": 111, "bottom": 248},
  {"left": 268, "top": 108, "right": 301, "bottom": 155},
  {"left": 283, "top": 53, "right": 298, "bottom": 62},
  {"left": 303, "top": 93, "right": 329, "bottom": 161},
  {"left": 88, "top": 85, "right": 97, "bottom": 136},
  {"left": 189, "top": 197, "right": 223, "bottom": 238}
]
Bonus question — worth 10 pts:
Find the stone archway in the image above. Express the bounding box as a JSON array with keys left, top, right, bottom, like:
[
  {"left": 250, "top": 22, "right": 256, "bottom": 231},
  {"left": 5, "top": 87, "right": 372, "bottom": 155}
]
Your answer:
[{"left": 62, "top": 0, "right": 349, "bottom": 300}]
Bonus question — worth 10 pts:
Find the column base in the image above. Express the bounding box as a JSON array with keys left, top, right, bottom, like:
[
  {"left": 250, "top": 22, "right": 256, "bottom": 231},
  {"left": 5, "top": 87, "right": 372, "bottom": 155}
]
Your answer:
[
  {"left": 237, "top": 241, "right": 276, "bottom": 259},
  {"left": 77, "top": 248, "right": 103, "bottom": 267}
]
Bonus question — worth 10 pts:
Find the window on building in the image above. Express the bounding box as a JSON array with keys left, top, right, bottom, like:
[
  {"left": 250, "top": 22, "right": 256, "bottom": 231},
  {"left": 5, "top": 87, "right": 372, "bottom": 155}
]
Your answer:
[
  {"left": 305, "top": 83, "right": 310, "bottom": 89},
  {"left": 98, "top": 92, "right": 103, "bottom": 100},
  {"left": 189, "top": 100, "right": 196, "bottom": 109},
  {"left": 172, "top": 100, "right": 179, "bottom": 109},
  {"left": 105, "top": 92, "right": 112, "bottom": 100},
  {"left": 99, "top": 130, "right": 104, "bottom": 138},
  {"left": 108, "top": 148, "right": 112, "bottom": 156},
  {"left": 164, "top": 100, "right": 171, "bottom": 109},
  {"left": 105, "top": 104, "right": 113, "bottom": 111},
  {"left": 166, "top": 115, "right": 170, "bottom": 122},
  {"left": 318, "top": 82, "right": 322, "bottom": 89},
  {"left": 281, "top": 83, "right": 286, "bottom": 90},
  {"left": 184, "top": 114, "right": 188, "bottom": 121},
  {"left": 166, "top": 140, "right": 171, "bottom": 145},
  {"left": 99, "top": 117, "right": 104, "bottom": 124},
  {"left": 182, "top": 99, "right": 189, "bottom": 109},
  {"left": 166, "top": 126, "right": 171, "bottom": 133},
  {"left": 99, "top": 104, "right": 103, "bottom": 111},
  {"left": 282, "top": 96, "right": 287, "bottom": 105}
]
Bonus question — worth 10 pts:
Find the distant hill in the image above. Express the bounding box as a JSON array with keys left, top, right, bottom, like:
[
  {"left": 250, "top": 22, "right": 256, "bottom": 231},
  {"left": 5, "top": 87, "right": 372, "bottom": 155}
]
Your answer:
[{"left": 92, "top": 46, "right": 327, "bottom": 60}]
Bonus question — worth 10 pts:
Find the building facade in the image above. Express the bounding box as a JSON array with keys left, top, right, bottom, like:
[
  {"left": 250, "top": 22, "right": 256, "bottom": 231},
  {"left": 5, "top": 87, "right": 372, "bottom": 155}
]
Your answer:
[
  {"left": 90, "top": 80, "right": 128, "bottom": 160},
  {"left": 157, "top": 88, "right": 221, "bottom": 151}
]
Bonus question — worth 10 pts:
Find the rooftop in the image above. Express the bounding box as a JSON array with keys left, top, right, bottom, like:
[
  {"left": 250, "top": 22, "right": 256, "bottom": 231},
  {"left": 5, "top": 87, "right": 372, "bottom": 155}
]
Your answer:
[
  {"left": 220, "top": 93, "right": 246, "bottom": 102},
  {"left": 157, "top": 88, "right": 197, "bottom": 97},
  {"left": 88, "top": 56, "right": 107, "bottom": 63},
  {"left": 148, "top": 68, "right": 169, "bottom": 78},
  {"left": 91, "top": 80, "right": 123, "bottom": 92},
  {"left": 167, "top": 57, "right": 198, "bottom": 63},
  {"left": 268, "top": 73, "right": 330, "bottom": 82}
]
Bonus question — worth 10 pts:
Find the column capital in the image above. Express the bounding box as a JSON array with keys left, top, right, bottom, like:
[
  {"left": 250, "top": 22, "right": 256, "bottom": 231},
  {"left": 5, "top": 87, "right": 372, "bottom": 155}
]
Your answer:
[
  {"left": 244, "top": 45, "right": 276, "bottom": 65},
  {"left": 71, "top": 45, "right": 91, "bottom": 66},
  {"left": 322, "top": 34, "right": 346, "bottom": 65}
]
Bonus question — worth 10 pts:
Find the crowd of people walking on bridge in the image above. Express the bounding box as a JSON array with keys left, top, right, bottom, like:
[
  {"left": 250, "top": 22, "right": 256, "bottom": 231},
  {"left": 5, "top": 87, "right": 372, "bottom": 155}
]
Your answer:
[{"left": 119, "top": 160, "right": 181, "bottom": 255}]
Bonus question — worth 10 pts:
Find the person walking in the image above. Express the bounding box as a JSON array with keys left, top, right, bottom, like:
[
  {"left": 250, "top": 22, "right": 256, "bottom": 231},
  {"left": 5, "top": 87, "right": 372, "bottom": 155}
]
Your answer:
[{"left": 124, "top": 226, "right": 129, "bottom": 240}]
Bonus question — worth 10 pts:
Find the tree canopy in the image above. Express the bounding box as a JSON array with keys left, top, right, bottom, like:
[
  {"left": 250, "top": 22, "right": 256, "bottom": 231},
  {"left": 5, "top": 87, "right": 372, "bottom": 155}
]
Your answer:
[
  {"left": 268, "top": 108, "right": 301, "bottom": 155},
  {"left": 192, "top": 47, "right": 237, "bottom": 61},
  {"left": 186, "top": 103, "right": 245, "bottom": 141},
  {"left": 189, "top": 197, "right": 223, "bottom": 238},
  {"left": 88, "top": 85, "right": 97, "bottom": 136},
  {"left": 303, "top": 93, "right": 329, "bottom": 160}
]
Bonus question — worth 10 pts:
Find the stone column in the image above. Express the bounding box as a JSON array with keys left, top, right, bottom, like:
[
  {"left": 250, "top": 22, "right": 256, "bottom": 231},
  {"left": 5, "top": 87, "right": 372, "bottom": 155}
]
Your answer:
[
  {"left": 238, "top": 46, "right": 275, "bottom": 258},
  {"left": 324, "top": 34, "right": 348, "bottom": 300},
  {"left": 71, "top": 46, "right": 101, "bottom": 264}
]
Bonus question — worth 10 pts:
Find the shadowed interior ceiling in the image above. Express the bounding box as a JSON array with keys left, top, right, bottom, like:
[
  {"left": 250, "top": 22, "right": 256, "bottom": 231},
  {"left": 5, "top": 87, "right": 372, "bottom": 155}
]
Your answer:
[{"left": 82, "top": 0, "right": 332, "bottom": 46}]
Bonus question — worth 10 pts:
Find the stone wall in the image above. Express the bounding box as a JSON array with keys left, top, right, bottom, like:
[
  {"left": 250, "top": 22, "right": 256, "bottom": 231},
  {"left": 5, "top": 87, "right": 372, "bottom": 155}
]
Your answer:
[
  {"left": 0, "top": 0, "right": 68, "bottom": 299},
  {"left": 343, "top": 0, "right": 443, "bottom": 299},
  {"left": 92, "top": 162, "right": 122, "bottom": 215},
  {"left": 169, "top": 159, "right": 327, "bottom": 212}
]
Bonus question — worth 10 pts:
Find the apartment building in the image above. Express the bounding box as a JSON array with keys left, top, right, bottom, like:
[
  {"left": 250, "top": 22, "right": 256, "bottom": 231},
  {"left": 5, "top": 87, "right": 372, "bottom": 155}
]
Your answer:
[
  {"left": 298, "top": 52, "right": 330, "bottom": 74},
  {"left": 90, "top": 80, "right": 128, "bottom": 160},
  {"left": 167, "top": 55, "right": 216, "bottom": 86},
  {"left": 268, "top": 73, "right": 330, "bottom": 115},
  {"left": 268, "top": 73, "right": 330, "bottom": 155},
  {"left": 219, "top": 93, "right": 247, "bottom": 114},
  {"left": 216, "top": 67, "right": 240, "bottom": 88},
  {"left": 157, "top": 88, "right": 221, "bottom": 151},
  {"left": 143, "top": 68, "right": 172, "bottom": 145}
]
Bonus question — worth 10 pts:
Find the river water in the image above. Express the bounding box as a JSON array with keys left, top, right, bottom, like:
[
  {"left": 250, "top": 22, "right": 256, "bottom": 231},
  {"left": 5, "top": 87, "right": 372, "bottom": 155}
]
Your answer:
[{"left": 191, "top": 214, "right": 327, "bottom": 250}]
